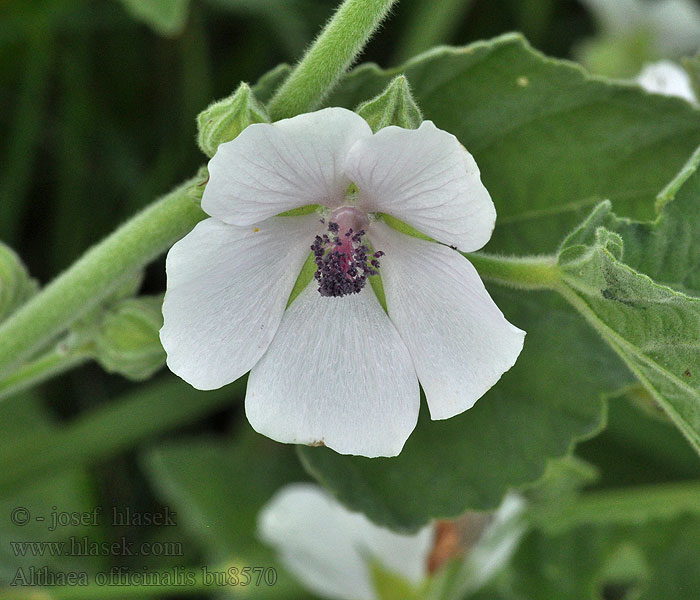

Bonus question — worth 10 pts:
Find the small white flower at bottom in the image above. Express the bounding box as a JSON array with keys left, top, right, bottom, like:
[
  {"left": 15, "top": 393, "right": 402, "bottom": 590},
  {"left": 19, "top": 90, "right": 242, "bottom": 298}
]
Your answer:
[
  {"left": 258, "top": 483, "right": 526, "bottom": 600},
  {"left": 258, "top": 483, "right": 433, "bottom": 600}
]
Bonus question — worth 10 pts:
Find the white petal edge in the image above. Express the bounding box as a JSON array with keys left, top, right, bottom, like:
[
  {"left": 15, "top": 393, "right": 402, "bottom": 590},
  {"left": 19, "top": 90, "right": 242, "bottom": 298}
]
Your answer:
[
  {"left": 368, "top": 222, "right": 525, "bottom": 420},
  {"left": 245, "top": 283, "right": 419, "bottom": 458},
  {"left": 636, "top": 60, "right": 697, "bottom": 104},
  {"left": 258, "top": 483, "right": 433, "bottom": 600},
  {"left": 201, "top": 107, "right": 372, "bottom": 226},
  {"left": 344, "top": 120, "right": 496, "bottom": 252},
  {"left": 160, "top": 215, "right": 320, "bottom": 390}
]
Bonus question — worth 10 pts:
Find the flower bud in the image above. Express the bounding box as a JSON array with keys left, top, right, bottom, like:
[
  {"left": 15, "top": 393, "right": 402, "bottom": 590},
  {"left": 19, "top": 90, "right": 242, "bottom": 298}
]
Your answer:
[
  {"left": 197, "top": 83, "right": 270, "bottom": 158},
  {"left": 0, "top": 242, "right": 38, "bottom": 322},
  {"left": 356, "top": 75, "right": 423, "bottom": 132},
  {"left": 93, "top": 295, "right": 165, "bottom": 381}
]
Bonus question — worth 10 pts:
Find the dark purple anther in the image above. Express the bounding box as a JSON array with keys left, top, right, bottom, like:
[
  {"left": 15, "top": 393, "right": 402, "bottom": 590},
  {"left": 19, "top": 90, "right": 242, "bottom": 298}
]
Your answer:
[{"left": 309, "top": 207, "right": 384, "bottom": 298}]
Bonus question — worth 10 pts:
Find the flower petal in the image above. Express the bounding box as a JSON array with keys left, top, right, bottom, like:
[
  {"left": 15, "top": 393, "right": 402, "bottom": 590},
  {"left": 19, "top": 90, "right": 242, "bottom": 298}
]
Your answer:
[
  {"left": 160, "top": 215, "right": 320, "bottom": 390},
  {"left": 344, "top": 121, "right": 496, "bottom": 252},
  {"left": 368, "top": 222, "right": 525, "bottom": 420},
  {"left": 636, "top": 60, "right": 697, "bottom": 104},
  {"left": 202, "top": 107, "right": 372, "bottom": 225},
  {"left": 246, "top": 284, "right": 419, "bottom": 458},
  {"left": 258, "top": 483, "right": 433, "bottom": 600}
]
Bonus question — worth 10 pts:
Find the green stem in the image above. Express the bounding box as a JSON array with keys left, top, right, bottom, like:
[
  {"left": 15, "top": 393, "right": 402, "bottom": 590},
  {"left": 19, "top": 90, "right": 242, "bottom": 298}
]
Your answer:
[
  {"left": 0, "top": 176, "right": 206, "bottom": 377},
  {"left": 267, "top": 0, "right": 398, "bottom": 120},
  {"left": 0, "top": 376, "right": 243, "bottom": 493},
  {"left": 466, "top": 252, "right": 561, "bottom": 290},
  {"left": 0, "top": 344, "right": 93, "bottom": 402}
]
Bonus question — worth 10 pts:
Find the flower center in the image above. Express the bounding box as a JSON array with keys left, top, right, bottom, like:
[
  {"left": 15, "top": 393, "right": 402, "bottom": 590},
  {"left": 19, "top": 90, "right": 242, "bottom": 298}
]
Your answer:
[{"left": 311, "top": 206, "right": 384, "bottom": 298}]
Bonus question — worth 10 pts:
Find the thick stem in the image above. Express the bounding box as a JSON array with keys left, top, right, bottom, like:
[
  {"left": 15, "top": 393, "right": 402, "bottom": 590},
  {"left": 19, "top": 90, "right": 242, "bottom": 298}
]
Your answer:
[
  {"left": 267, "top": 0, "right": 398, "bottom": 120},
  {"left": 466, "top": 252, "right": 561, "bottom": 290},
  {"left": 0, "top": 344, "right": 92, "bottom": 402},
  {"left": 0, "top": 176, "right": 205, "bottom": 377}
]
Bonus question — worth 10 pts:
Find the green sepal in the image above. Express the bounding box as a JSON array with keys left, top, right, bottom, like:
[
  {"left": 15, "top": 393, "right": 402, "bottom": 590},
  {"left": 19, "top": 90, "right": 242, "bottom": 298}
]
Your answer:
[
  {"left": 197, "top": 82, "right": 270, "bottom": 158},
  {"left": 0, "top": 242, "right": 38, "bottom": 323},
  {"left": 356, "top": 75, "right": 423, "bottom": 132},
  {"left": 186, "top": 165, "right": 210, "bottom": 204},
  {"left": 368, "top": 558, "right": 423, "bottom": 600},
  {"left": 92, "top": 295, "right": 166, "bottom": 381},
  {"left": 379, "top": 213, "right": 434, "bottom": 242},
  {"left": 286, "top": 252, "right": 316, "bottom": 308},
  {"left": 277, "top": 205, "right": 321, "bottom": 217}
]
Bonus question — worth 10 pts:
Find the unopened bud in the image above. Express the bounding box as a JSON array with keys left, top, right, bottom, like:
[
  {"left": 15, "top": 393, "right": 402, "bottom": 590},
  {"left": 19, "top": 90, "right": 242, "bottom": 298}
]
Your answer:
[
  {"left": 197, "top": 83, "right": 269, "bottom": 158},
  {"left": 94, "top": 296, "right": 165, "bottom": 381},
  {"left": 356, "top": 75, "right": 422, "bottom": 132}
]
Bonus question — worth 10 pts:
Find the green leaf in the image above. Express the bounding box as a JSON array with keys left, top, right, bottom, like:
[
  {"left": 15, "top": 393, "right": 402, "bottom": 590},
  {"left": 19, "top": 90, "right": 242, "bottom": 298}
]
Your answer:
[
  {"left": 0, "top": 471, "right": 105, "bottom": 586},
  {"left": 523, "top": 455, "right": 600, "bottom": 521},
  {"left": 584, "top": 390, "right": 700, "bottom": 484},
  {"left": 0, "top": 391, "right": 106, "bottom": 586},
  {"left": 505, "top": 513, "right": 700, "bottom": 600},
  {"left": 556, "top": 147, "right": 700, "bottom": 453},
  {"left": 142, "top": 423, "right": 308, "bottom": 561},
  {"left": 119, "top": 0, "right": 189, "bottom": 36}
]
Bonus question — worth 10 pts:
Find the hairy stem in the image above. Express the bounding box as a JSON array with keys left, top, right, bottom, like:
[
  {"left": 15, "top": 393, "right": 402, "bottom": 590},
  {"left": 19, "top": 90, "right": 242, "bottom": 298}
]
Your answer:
[
  {"left": 466, "top": 252, "right": 561, "bottom": 290},
  {"left": 267, "top": 0, "right": 398, "bottom": 119},
  {"left": 0, "top": 343, "right": 93, "bottom": 402},
  {"left": 0, "top": 177, "right": 205, "bottom": 377}
]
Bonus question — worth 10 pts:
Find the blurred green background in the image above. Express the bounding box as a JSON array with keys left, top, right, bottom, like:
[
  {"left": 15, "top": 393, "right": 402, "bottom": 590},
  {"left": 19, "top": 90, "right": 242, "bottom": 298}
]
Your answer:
[{"left": 1, "top": 1, "right": 700, "bottom": 599}]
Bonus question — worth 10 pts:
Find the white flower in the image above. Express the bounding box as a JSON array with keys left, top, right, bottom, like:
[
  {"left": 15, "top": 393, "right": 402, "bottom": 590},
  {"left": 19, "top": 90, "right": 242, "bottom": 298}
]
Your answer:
[
  {"left": 258, "top": 483, "right": 526, "bottom": 600},
  {"left": 635, "top": 60, "right": 697, "bottom": 103},
  {"left": 258, "top": 483, "right": 434, "bottom": 600},
  {"left": 160, "top": 107, "right": 525, "bottom": 457}
]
